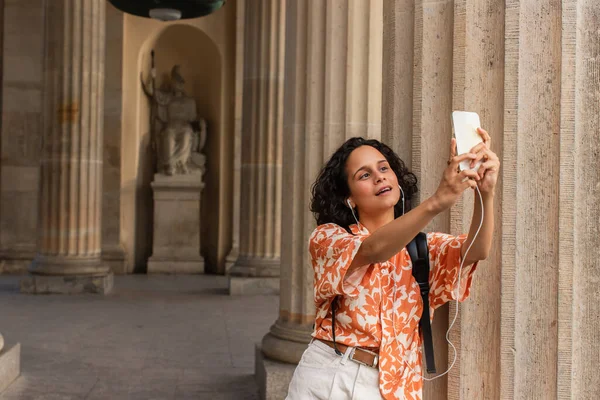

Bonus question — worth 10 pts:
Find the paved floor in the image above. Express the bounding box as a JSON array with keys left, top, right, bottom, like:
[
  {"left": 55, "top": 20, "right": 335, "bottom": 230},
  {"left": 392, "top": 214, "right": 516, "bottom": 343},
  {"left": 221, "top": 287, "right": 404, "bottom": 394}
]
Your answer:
[{"left": 0, "top": 275, "right": 279, "bottom": 400}]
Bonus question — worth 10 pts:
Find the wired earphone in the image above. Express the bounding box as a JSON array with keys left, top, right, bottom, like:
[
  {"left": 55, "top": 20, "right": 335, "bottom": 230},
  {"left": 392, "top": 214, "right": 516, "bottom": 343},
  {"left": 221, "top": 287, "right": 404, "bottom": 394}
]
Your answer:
[{"left": 346, "top": 182, "right": 484, "bottom": 381}]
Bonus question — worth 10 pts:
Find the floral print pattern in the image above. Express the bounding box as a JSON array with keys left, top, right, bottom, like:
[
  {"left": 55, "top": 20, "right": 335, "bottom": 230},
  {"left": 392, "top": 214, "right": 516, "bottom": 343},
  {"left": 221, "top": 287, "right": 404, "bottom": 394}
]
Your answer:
[{"left": 310, "top": 223, "right": 479, "bottom": 400}]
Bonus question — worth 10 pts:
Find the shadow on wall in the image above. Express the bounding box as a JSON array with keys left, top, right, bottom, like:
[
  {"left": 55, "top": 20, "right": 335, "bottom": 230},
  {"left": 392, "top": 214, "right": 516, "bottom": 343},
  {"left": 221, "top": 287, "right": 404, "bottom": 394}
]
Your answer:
[
  {"left": 134, "top": 24, "right": 222, "bottom": 273},
  {"left": 133, "top": 133, "right": 155, "bottom": 273}
]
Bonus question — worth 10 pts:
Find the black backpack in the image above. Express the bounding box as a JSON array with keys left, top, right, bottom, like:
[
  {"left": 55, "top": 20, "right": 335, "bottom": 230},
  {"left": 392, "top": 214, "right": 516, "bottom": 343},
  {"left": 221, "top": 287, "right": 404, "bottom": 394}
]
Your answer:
[
  {"left": 407, "top": 232, "right": 436, "bottom": 374},
  {"left": 329, "top": 232, "right": 436, "bottom": 373}
]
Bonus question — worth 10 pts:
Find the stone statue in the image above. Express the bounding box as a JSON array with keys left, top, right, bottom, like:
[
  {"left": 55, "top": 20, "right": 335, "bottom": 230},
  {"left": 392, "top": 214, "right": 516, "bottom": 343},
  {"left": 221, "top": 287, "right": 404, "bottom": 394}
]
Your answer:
[{"left": 141, "top": 54, "right": 206, "bottom": 176}]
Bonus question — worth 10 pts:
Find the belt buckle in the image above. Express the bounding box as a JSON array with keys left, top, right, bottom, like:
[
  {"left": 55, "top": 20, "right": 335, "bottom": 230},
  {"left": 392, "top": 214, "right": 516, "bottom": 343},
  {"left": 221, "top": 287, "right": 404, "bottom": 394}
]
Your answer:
[{"left": 350, "top": 347, "right": 378, "bottom": 368}]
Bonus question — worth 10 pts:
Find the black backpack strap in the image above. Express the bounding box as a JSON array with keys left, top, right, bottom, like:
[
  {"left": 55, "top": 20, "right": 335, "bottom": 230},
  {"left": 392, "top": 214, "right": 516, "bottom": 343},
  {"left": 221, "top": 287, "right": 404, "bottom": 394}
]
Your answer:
[
  {"left": 330, "top": 295, "right": 343, "bottom": 356},
  {"left": 407, "top": 232, "right": 436, "bottom": 374}
]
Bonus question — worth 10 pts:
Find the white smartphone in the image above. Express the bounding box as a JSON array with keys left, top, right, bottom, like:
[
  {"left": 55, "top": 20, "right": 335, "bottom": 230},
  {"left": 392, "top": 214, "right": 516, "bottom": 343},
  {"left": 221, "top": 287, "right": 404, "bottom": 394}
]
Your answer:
[{"left": 451, "top": 111, "right": 483, "bottom": 171}]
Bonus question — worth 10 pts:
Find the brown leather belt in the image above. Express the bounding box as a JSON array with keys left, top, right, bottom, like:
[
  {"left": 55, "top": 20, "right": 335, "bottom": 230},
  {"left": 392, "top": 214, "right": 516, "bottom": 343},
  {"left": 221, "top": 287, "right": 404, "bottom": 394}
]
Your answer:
[{"left": 316, "top": 339, "right": 379, "bottom": 369}]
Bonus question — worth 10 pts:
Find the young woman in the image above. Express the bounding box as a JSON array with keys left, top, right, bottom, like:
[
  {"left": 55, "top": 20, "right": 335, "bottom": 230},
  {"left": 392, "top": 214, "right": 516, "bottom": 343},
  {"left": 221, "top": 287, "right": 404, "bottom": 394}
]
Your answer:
[{"left": 286, "top": 130, "right": 499, "bottom": 400}]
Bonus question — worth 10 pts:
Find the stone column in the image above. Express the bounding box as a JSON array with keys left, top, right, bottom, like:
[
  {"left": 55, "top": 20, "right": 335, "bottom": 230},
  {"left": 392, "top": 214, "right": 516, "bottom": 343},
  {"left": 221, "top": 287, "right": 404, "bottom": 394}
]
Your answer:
[
  {"left": 410, "top": 1, "right": 455, "bottom": 397},
  {"left": 566, "top": 2, "right": 600, "bottom": 396},
  {"left": 256, "top": 1, "right": 383, "bottom": 398},
  {"left": 20, "top": 0, "right": 112, "bottom": 294},
  {"left": 225, "top": 0, "right": 246, "bottom": 274},
  {"left": 382, "top": 0, "right": 414, "bottom": 163},
  {"left": 229, "top": 0, "right": 285, "bottom": 296},
  {"left": 102, "top": 2, "right": 126, "bottom": 274},
  {"left": 500, "top": 0, "right": 562, "bottom": 398},
  {"left": 446, "top": 1, "right": 504, "bottom": 399}
]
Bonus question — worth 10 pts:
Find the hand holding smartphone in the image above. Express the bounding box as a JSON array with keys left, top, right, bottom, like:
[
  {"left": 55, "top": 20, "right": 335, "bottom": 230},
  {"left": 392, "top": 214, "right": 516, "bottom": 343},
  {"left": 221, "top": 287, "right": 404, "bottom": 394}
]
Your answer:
[{"left": 451, "top": 111, "right": 483, "bottom": 171}]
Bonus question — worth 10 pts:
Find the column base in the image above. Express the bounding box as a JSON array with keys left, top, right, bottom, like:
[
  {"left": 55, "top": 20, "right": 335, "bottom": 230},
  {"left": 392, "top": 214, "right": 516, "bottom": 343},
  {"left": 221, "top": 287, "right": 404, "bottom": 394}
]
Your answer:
[
  {"left": 0, "top": 247, "right": 36, "bottom": 274},
  {"left": 29, "top": 255, "right": 110, "bottom": 276},
  {"left": 20, "top": 273, "right": 114, "bottom": 294},
  {"left": 261, "top": 331, "right": 309, "bottom": 365},
  {"left": 102, "top": 245, "right": 127, "bottom": 275},
  {"left": 147, "top": 258, "right": 204, "bottom": 274},
  {"left": 224, "top": 247, "right": 239, "bottom": 274},
  {"left": 0, "top": 342, "right": 20, "bottom": 393},
  {"left": 255, "top": 344, "right": 296, "bottom": 400},
  {"left": 229, "top": 256, "right": 280, "bottom": 277},
  {"left": 229, "top": 276, "right": 279, "bottom": 295}
]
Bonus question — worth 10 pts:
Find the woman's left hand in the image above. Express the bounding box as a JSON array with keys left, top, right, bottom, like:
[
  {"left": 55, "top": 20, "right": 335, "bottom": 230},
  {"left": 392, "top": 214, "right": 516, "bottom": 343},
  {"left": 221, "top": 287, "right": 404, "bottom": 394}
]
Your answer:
[{"left": 468, "top": 128, "right": 500, "bottom": 194}]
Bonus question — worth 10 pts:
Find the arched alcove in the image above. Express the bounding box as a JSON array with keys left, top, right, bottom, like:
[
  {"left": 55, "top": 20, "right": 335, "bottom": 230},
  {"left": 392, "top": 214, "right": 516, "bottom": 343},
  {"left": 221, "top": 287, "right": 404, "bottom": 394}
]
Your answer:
[{"left": 134, "top": 25, "right": 222, "bottom": 272}]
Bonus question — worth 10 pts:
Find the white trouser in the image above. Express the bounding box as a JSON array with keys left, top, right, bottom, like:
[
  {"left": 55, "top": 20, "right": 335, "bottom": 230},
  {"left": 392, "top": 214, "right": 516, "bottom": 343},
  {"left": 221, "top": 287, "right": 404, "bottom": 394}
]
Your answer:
[{"left": 285, "top": 340, "right": 384, "bottom": 400}]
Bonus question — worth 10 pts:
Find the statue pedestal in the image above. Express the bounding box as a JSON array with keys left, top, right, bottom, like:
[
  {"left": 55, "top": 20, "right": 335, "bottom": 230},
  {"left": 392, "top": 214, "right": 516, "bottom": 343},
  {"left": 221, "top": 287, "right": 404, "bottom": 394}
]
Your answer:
[{"left": 147, "top": 173, "right": 204, "bottom": 274}]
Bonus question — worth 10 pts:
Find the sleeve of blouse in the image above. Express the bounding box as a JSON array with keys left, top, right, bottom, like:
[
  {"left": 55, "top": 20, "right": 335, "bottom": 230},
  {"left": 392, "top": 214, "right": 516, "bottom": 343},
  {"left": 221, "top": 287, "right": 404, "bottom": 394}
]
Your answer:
[
  {"left": 427, "top": 232, "right": 479, "bottom": 310},
  {"left": 309, "top": 223, "right": 370, "bottom": 306}
]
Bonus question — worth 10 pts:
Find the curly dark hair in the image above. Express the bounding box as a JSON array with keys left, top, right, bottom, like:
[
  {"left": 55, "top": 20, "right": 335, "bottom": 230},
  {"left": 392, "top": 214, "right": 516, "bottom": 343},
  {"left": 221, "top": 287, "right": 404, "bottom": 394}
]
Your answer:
[{"left": 310, "top": 137, "right": 418, "bottom": 232}]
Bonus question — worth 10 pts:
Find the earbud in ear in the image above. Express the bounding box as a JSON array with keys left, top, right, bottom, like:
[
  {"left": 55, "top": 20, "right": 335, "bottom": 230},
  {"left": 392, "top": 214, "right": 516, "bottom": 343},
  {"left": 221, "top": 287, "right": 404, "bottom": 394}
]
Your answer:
[
  {"left": 398, "top": 185, "right": 406, "bottom": 215},
  {"left": 347, "top": 198, "right": 361, "bottom": 227}
]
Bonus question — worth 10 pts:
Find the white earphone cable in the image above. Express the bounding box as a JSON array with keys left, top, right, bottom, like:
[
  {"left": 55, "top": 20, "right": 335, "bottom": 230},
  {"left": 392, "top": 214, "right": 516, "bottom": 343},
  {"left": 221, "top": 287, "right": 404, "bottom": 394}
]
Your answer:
[{"left": 401, "top": 185, "right": 485, "bottom": 381}]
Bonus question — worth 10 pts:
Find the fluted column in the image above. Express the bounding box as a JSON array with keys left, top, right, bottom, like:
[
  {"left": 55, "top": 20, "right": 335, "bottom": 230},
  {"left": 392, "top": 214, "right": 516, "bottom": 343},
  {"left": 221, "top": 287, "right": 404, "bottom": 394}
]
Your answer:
[
  {"left": 21, "top": 0, "right": 111, "bottom": 294},
  {"left": 567, "top": 3, "right": 600, "bottom": 396},
  {"left": 411, "top": 1, "right": 455, "bottom": 397},
  {"left": 446, "top": 1, "right": 504, "bottom": 399},
  {"left": 381, "top": 0, "right": 414, "bottom": 163},
  {"left": 257, "top": 1, "right": 383, "bottom": 398},
  {"left": 501, "top": 0, "right": 562, "bottom": 398},
  {"left": 228, "top": 0, "right": 285, "bottom": 295},
  {"left": 225, "top": 0, "right": 246, "bottom": 274}
]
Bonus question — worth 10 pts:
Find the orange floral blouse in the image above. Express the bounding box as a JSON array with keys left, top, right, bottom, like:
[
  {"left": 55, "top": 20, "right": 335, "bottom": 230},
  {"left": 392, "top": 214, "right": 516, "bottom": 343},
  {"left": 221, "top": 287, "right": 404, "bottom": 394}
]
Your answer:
[{"left": 309, "top": 223, "right": 479, "bottom": 400}]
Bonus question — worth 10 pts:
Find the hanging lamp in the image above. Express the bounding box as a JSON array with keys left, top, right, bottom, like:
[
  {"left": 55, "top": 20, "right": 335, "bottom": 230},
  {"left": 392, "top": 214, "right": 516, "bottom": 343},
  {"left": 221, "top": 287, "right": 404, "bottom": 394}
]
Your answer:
[{"left": 107, "top": 0, "right": 226, "bottom": 21}]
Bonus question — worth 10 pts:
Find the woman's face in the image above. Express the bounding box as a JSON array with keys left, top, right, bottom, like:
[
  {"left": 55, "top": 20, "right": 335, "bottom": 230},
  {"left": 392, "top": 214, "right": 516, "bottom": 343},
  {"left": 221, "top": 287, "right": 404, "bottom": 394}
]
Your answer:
[{"left": 345, "top": 145, "right": 401, "bottom": 216}]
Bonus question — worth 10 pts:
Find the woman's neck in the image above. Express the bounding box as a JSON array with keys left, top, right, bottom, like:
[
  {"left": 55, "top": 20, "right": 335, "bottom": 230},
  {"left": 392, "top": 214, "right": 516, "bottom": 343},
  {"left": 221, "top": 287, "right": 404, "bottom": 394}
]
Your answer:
[{"left": 359, "top": 208, "right": 395, "bottom": 233}]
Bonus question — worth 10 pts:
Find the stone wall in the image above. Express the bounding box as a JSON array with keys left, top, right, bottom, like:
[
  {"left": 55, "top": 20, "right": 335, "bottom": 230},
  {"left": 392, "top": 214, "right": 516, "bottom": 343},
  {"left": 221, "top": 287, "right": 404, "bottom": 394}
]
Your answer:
[
  {"left": 381, "top": 0, "right": 600, "bottom": 398},
  {"left": 0, "top": 0, "right": 44, "bottom": 273}
]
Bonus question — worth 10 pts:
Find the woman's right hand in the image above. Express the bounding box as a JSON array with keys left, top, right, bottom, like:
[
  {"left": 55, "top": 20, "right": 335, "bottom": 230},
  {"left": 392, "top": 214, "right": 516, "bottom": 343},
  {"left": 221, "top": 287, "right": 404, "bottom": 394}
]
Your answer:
[{"left": 431, "top": 138, "right": 480, "bottom": 212}]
